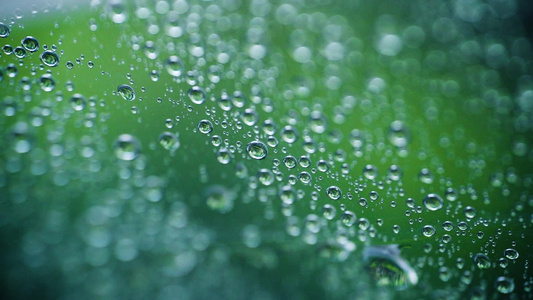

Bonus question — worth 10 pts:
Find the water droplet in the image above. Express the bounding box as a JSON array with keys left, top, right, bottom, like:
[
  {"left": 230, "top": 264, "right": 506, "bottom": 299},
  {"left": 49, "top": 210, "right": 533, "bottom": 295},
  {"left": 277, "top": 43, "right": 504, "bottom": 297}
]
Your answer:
[
  {"left": 241, "top": 109, "right": 258, "bottom": 126},
  {"left": 198, "top": 120, "right": 213, "bottom": 134},
  {"left": 218, "top": 93, "right": 233, "bottom": 111},
  {"left": 363, "top": 245, "right": 418, "bottom": 290},
  {"left": 341, "top": 211, "right": 356, "bottom": 226},
  {"left": 216, "top": 148, "right": 231, "bottom": 164},
  {"left": 246, "top": 141, "right": 268, "bottom": 160},
  {"left": 188, "top": 86, "right": 206, "bottom": 104},
  {"left": 165, "top": 55, "right": 184, "bottom": 77},
  {"left": 421, "top": 225, "right": 436, "bottom": 237},
  {"left": 473, "top": 253, "right": 491, "bottom": 269},
  {"left": 5, "top": 63, "right": 17, "bottom": 77},
  {"left": 280, "top": 126, "right": 299, "bottom": 143},
  {"left": 9, "top": 122, "right": 33, "bottom": 153},
  {"left": 21, "top": 36, "right": 39, "bottom": 52},
  {"left": 442, "top": 221, "right": 454, "bottom": 231},
  {"left": 423, "top": 193, "right": 443, "bottom": 211},
  {"left": 457, "top": 221, "right": 468, "bottom": 231},
  {"left": 232, "top": 91, "right": 246, "bottom": 108},
  {"left": 495, "top": 277, "right": 514, "bottom": 294},
  {"left": 298, "top": 171, "right": 311, "bottom": 184},
  {"left": 322, "top": 204, "right": 336, "bottom": 220},
  {"left": 159, "top": 132, "right": 179, "bottom": 151},
  {"left": 503, "top": 248, "right": 519, "bottom": 260},
  {"left": 388, "top": 120, "right": 408, "bottom": 147},
  {"left": 283, "top": 156, "right": 297, "bottom": 168},
  {"left": 326, "top": 186, "right": 342, "bottom": 200},
  {"left": 40, "top": 50, "right": 59, "bottom": 67},
  {"left": 317, "top": 160, "right": 329, "bottom": 172},
  {"left": 114, "top": 134, "right": 141, "bottom": 161},
  {"left": 38, "top": 74, "right": 55, "bottom": 92},
  {"left": 418, "top": 168, "right": 434, "bottom": 184},
  {"left": 363, "top": 164, "right": 378, "bottom": 180},
  {"left": 14, "top": 47, "right": 26, "bottom": 58},
  {"left": 464, "top": 206, "right": 476, "bottom": 218},
  {"left": 257, "top": 169, "right": 274, "bottom": 186},
  {"left": 445, "top": 188, "right": 458, "bottom": 201},
  {"left": 205, "top": 185, "right": 234, "bottom": 213},
  {"left": 2, "top": 45, "right": 13, "bottom": 55},
  {"left": 388, "top": 165, "right": 403, "bottom": 181},
  {"left": 280, "top": 186, "right": 295, "bottom": 205},
  {"left": 117, "top": 84, "right": 135, "bottom": 101},
  {"left": 299, "top": 156, "right": 311, "bottom": 168},
  {"left": 70, "top": 94, "right": 86, "bottom": 111},
  {"left": 0, "top": 23, "right": 10, "bottom": 38}
]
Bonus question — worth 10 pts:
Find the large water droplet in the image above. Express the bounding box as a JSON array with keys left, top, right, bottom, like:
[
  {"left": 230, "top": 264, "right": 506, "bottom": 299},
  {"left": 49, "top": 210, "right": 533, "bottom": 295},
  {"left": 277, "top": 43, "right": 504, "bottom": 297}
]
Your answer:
[
  {"left": 363, "top": 245, "right": 418, "bottom": 290},
  {"left": 326, "top": 186, "right": 342, "bottom": 200},
  {"left": 198, "top": 120, "right": 213, "bottom": 134},
  {"left": 246, "top": 141, "right": 268, "bottom": 160},
  {"left": 114, "top": 134, "right": 141, "bottom": 161},
  {"left": 40, "top": 50, "right": 59, "bottom": 67},
  {"left": 0, "top": 23, "right": 10, "bottom": 38},
  {"left": 495, "top": 276, "right": 514, "bottom": 294},
  {"left": 473, "top": 253, "right": 491, "bottom": 269},
  {"left": 21, "top": 36, "right": 39, "bottom": 52},
  {"left": 165, "top": 55, "right": 184, "bottom": 77},
  {"left": 188, "top": 86, "right": 206, "bottom": 104},
  {"left": 117, "top": 84, "right": 135, "bottom": 101},
  {"left": 159, "top": 132, "right": 179, "bottom": 151},
  {"left": 423, "top": 193, "right": 443, "bottom": 211}
]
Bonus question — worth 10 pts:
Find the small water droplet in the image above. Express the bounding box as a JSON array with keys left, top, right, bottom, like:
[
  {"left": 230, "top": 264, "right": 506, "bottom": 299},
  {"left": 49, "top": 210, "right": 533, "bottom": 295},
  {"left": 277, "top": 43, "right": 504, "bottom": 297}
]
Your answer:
[{"left": 117, "top": 84, "right": 135, "bottom": 101}]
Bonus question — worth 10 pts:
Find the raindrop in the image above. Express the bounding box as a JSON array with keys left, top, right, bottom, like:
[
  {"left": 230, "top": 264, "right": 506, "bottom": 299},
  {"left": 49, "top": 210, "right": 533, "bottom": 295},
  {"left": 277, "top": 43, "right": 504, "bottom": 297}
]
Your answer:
[
  {"left": 188, "top": 86, "right": 206, "bottom": 105},
  {"left": 70, "top": 94, "right": 86, "bottom": 111},
  {"left": 388, "top": 120, "right": 408, "bottom": 147},
  {"left": 283, "top": 156, "right": 297, "bottom": 169},
  {"left": 257, "top": 169, "right": 274, "bottom": 186},
  {"left": 322, "top": 204, "right": 336, "bottom": 220},
  {"left": 198, "top": 120, "right": 213, "bottom": 134},
  {"left": 246, "top": 141, "right": 268, "bottom": 160},
  {"left": 442, "top": 221, "right": 454, "bottom": 231},
  {"left": 341, "top": 211, "right": 356, "bottom": 226},
  {"left": 114, "top": 134, "right": 141, "bottom": 161},
  {"left": 165, "top": 55, "right": 184, "bottom": 77},
  {"left": 503, "top": 248, "right": 519, "bottom": 260},
  {"left": 21, "top": 36, "right": 39, "bottom": 52},
  {"left": 473, "top": 253, "right": 491, "bottom": 269},
  {"left": 326, "top": 186, "right": 342, "bottom": 200},
  {"left": 495, "top": 277, "right": 514, "bottom": 294},
  {"left": 280, "top": 126, "right": 299, "bottom": 143},
  {"left": 9, "top": 122, "right": 33, "bottom": 153},
  {"left": 205, "top": 185, "right": 234, "bottom": 213},
  {"left": 2, "top": 45, "right": 13, "bottom": 55},
  {"left": 117, "top": 84, "right": 135, "bottom": 101},
  {"left": 40, "top": 50, "right": 60, "bottom": 67},
  {"left": 216, "top": 148, "right": 231, "bottom": 164},
  {"left": 159, "top": 132, "right": 179, "bottom": 151},
  {"left": 421, "top": 225, "right": 436, "bottom": 237},
  {"left": 38, "top": 75, "right": 55, "bottom": 92},
  {"left": 423, "top": 193, "right": 443, "bottom": 211},
  {"left": 363, "top": 165, "right": 378, "bottom": 180},
  {"left": 14, "top": 47, "right": 26, "bottom": 58},
  {"left": 363, "top": 245, "right": 418, "bottom": 290},
  {"left": 0, "top": 23, "right": 10, "bottom": 38}
]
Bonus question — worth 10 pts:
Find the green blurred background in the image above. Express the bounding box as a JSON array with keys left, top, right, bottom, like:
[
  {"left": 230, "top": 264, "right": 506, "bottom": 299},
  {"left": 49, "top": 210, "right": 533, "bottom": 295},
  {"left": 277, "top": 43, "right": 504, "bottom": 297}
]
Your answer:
[{"left": 0, "top": 0, "right": 532, "bottom": 299}]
